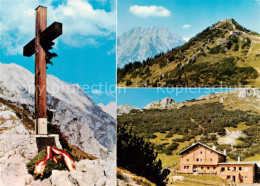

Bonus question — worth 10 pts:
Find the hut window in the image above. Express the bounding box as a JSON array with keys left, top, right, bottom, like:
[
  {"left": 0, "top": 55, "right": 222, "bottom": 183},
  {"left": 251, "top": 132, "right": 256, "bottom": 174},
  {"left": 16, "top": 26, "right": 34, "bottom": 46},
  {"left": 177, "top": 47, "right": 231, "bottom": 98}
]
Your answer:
[
  {"left": 210, "top": 158, "right": 212, "bottom": 161},
  {"left": 186, "top": 159, "right": 189, "bottom": 162},
  {"left": 239, "top": 167, "right": 242, "bottom": 171},
  {"left": 213, "top": 167, "right": 216, "bottom": 170},
  {"left": 221, "top": 167, "right": 225, "bottom": 172},
  {"left": 200, "top": 151, "right": 203, "bottom": 154},
  {"left": 227, "top": 175, "right": 231, "bottom": 180},
  {"left": 207, "top": 167, "right": 210, "bottom": 170},
  {"left": 196, "top": 158, "right": 199, "bottom": 162},
  {"left": 201, "top": 167, "right": 203, "bottom": 169},
  {"left": 227, "top": 167, "right": 230, "bottom": 170}
]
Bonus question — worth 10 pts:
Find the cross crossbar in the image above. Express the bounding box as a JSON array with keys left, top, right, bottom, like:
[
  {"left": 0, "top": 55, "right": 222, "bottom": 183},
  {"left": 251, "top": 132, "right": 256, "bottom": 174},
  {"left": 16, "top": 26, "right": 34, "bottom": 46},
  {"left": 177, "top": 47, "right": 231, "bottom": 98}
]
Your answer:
[{"left": 23, "top": 22, "right": 62, "bottom": 57}]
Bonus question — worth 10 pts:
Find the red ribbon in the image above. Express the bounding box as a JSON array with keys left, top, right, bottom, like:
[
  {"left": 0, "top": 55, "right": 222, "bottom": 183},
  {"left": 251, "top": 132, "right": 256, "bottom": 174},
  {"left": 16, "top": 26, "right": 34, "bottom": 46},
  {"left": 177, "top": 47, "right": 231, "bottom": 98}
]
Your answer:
[{"left": 34, "top": 146, "right": 76, "bottom": 175}]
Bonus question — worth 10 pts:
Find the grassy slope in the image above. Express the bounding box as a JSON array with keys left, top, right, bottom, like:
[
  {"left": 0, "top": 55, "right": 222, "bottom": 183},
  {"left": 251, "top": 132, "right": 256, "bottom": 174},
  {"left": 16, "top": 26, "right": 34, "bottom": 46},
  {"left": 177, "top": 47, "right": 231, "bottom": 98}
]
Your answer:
[
  {"left": 117, "top": 90, "right": 260, "bottom": 169},
  {"left": 118, "top": 20, "right": 260, "bottom": 87},
  {"left": 243, "top": 34, "right": 260, "bottom": 87},
  {"left": 168, "top": 174, "right": 227, "bottom": 186},
  {"left": 150, "top": 132, "right": 201, "bottom": 168},
  {"left": 221, "top": 91, "right": 260, "bottom": 114}
]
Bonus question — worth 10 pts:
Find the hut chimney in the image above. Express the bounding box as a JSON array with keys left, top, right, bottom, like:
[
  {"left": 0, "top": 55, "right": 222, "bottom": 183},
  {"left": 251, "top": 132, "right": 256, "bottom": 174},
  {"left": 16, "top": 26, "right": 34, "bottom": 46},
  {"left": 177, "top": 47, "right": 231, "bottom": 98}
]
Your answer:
[
  {"left": 238, "top": 156, "right": 241, "bottom": 162},
  {"left": 224, "top": 149, "right": 227, "bottom": 156}
]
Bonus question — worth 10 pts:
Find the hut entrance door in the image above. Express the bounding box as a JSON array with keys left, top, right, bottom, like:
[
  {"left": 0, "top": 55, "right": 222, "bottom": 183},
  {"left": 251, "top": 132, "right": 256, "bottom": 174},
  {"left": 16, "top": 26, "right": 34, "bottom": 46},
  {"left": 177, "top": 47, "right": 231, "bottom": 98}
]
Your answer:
[{"left": 233, "top": 176, "right": 236, "bottom": 182}]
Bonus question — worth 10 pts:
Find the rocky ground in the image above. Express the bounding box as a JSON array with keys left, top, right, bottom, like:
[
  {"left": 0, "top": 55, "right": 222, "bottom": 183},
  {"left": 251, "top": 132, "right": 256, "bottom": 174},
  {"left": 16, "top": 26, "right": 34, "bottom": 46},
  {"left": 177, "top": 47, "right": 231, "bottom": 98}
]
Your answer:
[
  {"left": 117, "top": 105, "right": 139, "bottom": 115},
  {"left": 117, "top": 168, "right": 155, "bottom": 186},
  {"left": 0, "top": 63, "right": 116, "bottom": 186},
  {"left": 218, "top": 129, "right": 245, "bottom": 146},
  {"left": 0, "top": 102, "right": 116, "bottom": 186}
]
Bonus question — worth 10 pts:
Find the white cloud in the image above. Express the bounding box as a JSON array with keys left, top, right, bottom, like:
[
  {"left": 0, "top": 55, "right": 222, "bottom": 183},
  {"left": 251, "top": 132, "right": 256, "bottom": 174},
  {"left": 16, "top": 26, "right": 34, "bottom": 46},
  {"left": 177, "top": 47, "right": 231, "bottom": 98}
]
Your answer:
[
  {"left": 255, "top": 0, "right": 260, "bottom": 5},
  {"left": 129, "top": 5, "right": 171, "bottom": 18},
  {"left": 107, "top": 45, "right": 116, "bottom": 55},
  {"left": 92, "top": 89, "right": 103, "bottom": 95},
  {"left": 0, "top": 0, "right": 115, "bottom": 55},
  {"left": 183, "top": 37, "right": 190, "bottom": 42},
  {"left": 98, "top": 101, "right": 116, "bottom": 119},
  {"left": 183, "top": 24, "right": 191, "bottom": 29}
]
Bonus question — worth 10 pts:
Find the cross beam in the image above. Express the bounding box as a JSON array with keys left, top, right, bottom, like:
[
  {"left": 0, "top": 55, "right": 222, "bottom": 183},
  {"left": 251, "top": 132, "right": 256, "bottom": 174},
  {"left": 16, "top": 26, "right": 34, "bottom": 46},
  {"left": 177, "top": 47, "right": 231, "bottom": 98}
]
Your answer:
[
  {"left": 23, "top": 6, "right": 62, "bottom": 135},
  {"left": 23, "top": 22, "right": 62, "bottom": 57}
]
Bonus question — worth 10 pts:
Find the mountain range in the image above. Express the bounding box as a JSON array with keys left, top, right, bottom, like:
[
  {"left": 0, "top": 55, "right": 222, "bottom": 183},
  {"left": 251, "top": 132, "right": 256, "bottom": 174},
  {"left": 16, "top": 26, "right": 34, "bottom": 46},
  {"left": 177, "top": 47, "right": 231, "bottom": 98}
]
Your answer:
[
  {"left": 117, "top": 27, "right": 185, "bottom": 68},
  {"left": 118, "top": 89, "right": 260, "bottom": 112},
  {"left": 117, "top": 19, "right": 260, "bottom": 87},
  {"left": 0, "top": 62, "right": 116, "bottom": 185}
]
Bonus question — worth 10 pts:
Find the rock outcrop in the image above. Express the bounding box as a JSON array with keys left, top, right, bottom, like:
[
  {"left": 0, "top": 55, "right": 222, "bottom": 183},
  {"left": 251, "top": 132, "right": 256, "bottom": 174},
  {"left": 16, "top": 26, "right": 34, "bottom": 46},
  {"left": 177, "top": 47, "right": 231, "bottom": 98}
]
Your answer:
[
  {"left": 0, "top": 63, "right": 116, "bottom": 158},
  {"left": 144, "top": 97, "right": 181, "bottom": 109},
  {"left": 0, "top": 63, "right": 116, "bottom": 185},
  {"left": 117, "top": 105, "right": 139, "bottom": 114},
  {"left": 238, "top": 88, "right": 260, "bottom": 98}
]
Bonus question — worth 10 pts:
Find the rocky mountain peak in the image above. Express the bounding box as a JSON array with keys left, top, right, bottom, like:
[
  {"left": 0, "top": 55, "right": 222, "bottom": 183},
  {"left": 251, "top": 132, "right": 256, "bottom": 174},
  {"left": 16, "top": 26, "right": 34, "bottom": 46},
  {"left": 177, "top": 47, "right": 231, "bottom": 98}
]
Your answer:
[
  {"left": 144, "top": 97, "right": 181, "bottom": 110},
  {"left": 211, "top": 18, "right": 249, "bottom": 33},
  {"left": 117, "top": 104, "right": 139, "bottom": 114},
  {"left": 117, "top": 27, "right": 185, "bottom": 68},
  {"left": 161, "top": 97, "right": 175, "bottom": 105},
  {"left": 0, "top": 62, "right": 116, "bottom": 158}
]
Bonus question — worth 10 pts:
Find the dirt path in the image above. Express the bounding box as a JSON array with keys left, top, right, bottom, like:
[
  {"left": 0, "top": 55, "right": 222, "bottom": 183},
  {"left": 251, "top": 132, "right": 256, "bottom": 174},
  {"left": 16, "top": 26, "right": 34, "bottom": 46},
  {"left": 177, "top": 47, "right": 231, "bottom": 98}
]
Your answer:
[{"left": 248, "top": 40, "right": 260, "bottom": 56}]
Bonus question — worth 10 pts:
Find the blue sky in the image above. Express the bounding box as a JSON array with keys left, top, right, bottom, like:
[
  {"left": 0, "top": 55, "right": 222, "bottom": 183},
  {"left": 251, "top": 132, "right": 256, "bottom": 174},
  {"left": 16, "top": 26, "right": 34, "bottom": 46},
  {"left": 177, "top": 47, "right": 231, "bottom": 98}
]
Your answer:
[
  {"left": 117, "top": 88, "right": 235, "bottom": 108},
  {"left": 0, "top": 0, "right": 116, "bottom": 105},
  {"left": 118, "top": 0, "right": 260, "bottom": 40}
]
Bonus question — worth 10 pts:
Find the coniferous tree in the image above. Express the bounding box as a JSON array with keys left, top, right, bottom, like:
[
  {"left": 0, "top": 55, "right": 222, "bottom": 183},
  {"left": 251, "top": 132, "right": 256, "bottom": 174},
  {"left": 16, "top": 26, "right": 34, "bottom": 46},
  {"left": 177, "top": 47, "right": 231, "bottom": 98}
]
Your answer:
[{"left": 117, "top": 124, "right": 170, "bottom": 186}]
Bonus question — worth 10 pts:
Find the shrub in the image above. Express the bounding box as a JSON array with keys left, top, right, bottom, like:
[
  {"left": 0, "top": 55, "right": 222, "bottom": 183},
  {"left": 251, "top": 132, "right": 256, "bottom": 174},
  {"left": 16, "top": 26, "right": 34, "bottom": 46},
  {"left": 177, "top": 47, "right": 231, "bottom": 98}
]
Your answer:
[
  {"left": 241, "top": 38, "right": 251, "bottom": 49},
  {"left": 229, "top": 35, "right": 238, "bottom": 44},
  {"left": 233, "top": 44, "right": 239, "bottom": 51},
  {"left": 163, "top": 142, "right": 179, "bottom": 155},
  {"left": 26, "top": 149, "right": 73, "bottom": 180},
  {"left": 209, "top": 45, "right": 222, "bottom": 54},
  {"left": 126, "top": 80, "right": 132, "bottom": 86}
]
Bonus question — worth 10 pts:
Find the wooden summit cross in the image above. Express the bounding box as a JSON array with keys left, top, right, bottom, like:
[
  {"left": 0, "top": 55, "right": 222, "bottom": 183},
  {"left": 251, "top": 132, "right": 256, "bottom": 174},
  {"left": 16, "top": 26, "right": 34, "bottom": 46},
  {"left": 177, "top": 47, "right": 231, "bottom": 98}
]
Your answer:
[{"left": 23, "top": 6, "right": 62, "bottom": 135}]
